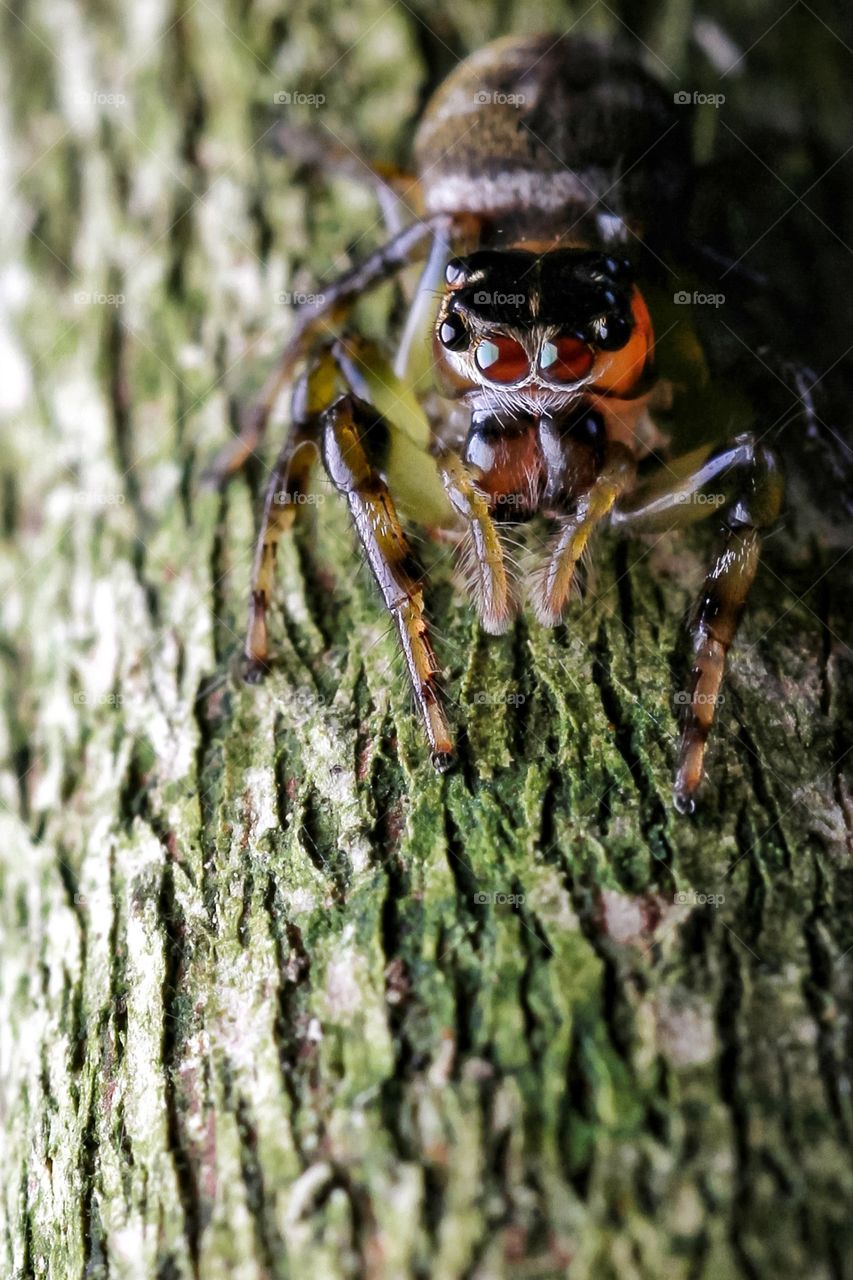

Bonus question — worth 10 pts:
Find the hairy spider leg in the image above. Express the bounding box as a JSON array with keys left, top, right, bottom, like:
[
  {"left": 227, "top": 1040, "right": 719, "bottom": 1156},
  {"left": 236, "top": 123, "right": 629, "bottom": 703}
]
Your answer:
[
  {"left": 332, "top": 332, "right": 514, "bottom": 636},
  {"left": 438, "top": 451, "right": 515, "bottom": 634},
  {"left": 321, "top": 393, "right": 455, "bottom": 769},
  {"left": 531, "top": 440, "right": 637, "bottom": 626},
  {"left": 243, "top": 346, "right": 338, "bottom": 680},
  {"left": 612, "top": 433, "right": 784, "bottom": 812}
]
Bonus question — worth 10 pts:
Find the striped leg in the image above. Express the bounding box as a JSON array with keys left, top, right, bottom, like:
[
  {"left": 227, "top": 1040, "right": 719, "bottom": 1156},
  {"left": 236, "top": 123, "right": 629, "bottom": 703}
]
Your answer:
[
  {"left": 674, "top": 527, "right": 763, "bottom": 810},
  {"left": 612, "top": 432, "right": 784, "bottom": 812},
  {"left": 244, "top": 438, "right": 317, "bottom": 680},
  {"left": 243, "top": 349, "right": 338, "bottom": 679},
  {"left": 321, "top": 394, "right": 455, "bottom": 770}
]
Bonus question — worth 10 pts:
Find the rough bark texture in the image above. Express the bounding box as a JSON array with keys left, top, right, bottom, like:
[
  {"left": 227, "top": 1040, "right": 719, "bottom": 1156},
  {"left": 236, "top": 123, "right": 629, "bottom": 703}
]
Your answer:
[{"left": 2, "top": 2, "right": 853, "bottom": 1278}]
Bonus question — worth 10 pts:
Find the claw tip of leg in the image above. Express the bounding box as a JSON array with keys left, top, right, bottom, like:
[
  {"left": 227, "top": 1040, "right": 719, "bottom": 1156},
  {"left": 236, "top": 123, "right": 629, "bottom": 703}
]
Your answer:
[
  {"left": 673, "top": 788, "right": 696, "bottom": 816},
  {"left": 430, "top": 749, "right": 455, "bottom": 774},
  {"left": 243, "top": 657, "right": 270, "bottom": 686}
]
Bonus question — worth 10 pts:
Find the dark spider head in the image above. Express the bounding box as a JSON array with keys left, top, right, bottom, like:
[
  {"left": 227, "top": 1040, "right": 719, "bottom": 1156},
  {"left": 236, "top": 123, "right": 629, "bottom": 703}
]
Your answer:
[{"left": 434, "top": 248, "right": 643, "bottom": 401}]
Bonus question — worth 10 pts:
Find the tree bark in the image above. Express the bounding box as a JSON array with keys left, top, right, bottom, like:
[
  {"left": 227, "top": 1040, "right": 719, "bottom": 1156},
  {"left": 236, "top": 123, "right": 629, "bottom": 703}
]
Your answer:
[{"left": 2, "top": 2, "right": 852, "bottom": 1279}]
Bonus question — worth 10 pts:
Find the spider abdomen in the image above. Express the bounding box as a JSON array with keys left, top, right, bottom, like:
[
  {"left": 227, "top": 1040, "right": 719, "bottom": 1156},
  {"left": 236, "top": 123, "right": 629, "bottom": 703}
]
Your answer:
[{"left": 414, "top": 33, "right": 691, "bottom": 241}]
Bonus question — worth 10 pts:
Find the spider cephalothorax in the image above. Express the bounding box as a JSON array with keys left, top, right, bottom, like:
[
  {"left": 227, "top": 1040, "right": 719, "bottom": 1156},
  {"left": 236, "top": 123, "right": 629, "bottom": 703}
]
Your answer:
[{"left": 433, "top": 249, "right": 648, "bottom": 409}]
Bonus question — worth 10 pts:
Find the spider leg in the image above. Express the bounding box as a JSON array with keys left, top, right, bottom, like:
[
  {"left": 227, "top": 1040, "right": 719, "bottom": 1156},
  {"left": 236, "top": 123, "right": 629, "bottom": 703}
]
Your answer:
[
  {"left": 321, "top": 393, "right": 455, "bottom": 770},
  {"left": 531, "top": 441, "right": 637, "bottom": 626},
  {"left": 612, "top": 432, "right": 784, "bottom": 812},
  {"left": 332, "top": 329, "right": 510, "bottom": 632},
  {"left": 243, "top": 347, "right": 338, "bottom": 678},
  {"left": 204, "top": 213, "right": 452, "bottom": 488},
  {"left": 243, "top": 333, "right": 456, "bottom": 683},
  {"left": 393, "top": 229, "right": 454, "bottom": 390},
  {"left": 437, "top": 452, "right": 515, "bottom": 634},
  {"left": 329, "top": 333, "right": 454, "bottom": 525}
]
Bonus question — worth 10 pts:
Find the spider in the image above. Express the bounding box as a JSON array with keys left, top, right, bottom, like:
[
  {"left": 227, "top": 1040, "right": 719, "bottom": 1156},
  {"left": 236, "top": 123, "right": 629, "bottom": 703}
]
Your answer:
[{"left": 208, "top": 32, "right": 784, "bottom": 814}]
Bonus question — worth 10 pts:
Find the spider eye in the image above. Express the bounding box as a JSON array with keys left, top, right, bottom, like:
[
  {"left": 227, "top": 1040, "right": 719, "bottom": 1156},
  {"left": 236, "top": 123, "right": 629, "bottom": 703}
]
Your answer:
[
  {"left": 539, "top": 337, "right": 594, "bottom": 383},
  {"left": 594, "top": 313, "right": 633, "bottom": 351},
  {"left": 474, "top": 335, "right": 529, "bottom": 383},
  {"left": 445, "top": 258, "right": 466, "bottom": 286},
  {"left": 602, "top": 255, "right": 633, "bottom": 281},
  {"left": 439, "top": 313, "right": 470, "bottom": 351}
]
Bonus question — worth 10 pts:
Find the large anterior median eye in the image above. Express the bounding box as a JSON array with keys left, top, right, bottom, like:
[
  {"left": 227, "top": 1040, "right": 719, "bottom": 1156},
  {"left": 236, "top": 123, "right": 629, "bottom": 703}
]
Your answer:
[
  {"left": 539, "top": 337, "right": 594, "bottom": 383},
  {"left": 474, "top": 336, "right": 529, "bottom": 383}
]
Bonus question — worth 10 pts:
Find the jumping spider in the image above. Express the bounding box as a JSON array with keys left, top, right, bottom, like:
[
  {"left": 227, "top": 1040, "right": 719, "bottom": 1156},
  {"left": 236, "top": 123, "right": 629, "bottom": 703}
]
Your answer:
[{"left": 209, "top": 33, "right": 784, "bottom": 813}]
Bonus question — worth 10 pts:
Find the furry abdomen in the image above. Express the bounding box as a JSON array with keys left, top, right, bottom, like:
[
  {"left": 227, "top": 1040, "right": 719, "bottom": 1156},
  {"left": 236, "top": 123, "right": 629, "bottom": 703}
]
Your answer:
[{"left": 414, "top": 33, "right": 691, "bottom": 239}]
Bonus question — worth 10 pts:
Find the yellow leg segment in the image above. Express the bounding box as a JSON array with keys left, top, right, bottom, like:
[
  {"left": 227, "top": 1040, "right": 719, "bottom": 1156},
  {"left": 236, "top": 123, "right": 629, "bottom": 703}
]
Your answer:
[{"left": 532, "top": 443, "right": 636, "bottom": 626}]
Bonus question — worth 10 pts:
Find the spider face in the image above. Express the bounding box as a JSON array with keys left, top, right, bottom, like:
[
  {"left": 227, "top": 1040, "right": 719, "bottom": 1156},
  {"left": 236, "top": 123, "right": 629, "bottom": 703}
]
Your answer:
[{"left": 433, "top": 249, "right": 645, "bottom": 404}]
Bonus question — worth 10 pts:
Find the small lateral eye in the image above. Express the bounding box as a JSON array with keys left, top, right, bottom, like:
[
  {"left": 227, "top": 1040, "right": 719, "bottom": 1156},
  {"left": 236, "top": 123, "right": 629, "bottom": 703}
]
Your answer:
[
  {"left": 439, "top": 313, "right": 470, "bottom": 351},
  {"left": 602, "top": 255, "right": 633, "bottom": 281},
  {"left": 445, "top": 258, "right": 466, "bottom": 286},
  {"left": 539, "top": 337, "right": 594, "bottom": 382},
  {"left": 474, "top": 335, "right": 529, "bottom": 383},
  {"left": 594, "top": 313, "right": 633, "bottom": 351}
]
